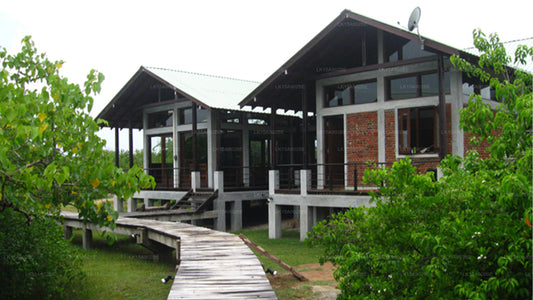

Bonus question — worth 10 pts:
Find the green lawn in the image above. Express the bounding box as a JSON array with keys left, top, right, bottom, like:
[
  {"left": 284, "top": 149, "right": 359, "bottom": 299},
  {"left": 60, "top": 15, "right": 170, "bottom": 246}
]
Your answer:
[
  {"left": 69, "top": 230, "right": 175, "bottom": 300},
  {"left": 233, "top": 228, "right": 324, "bottom": 274},
  {"left": 65, "top": 226, "right": 324, "bottom": 299}
]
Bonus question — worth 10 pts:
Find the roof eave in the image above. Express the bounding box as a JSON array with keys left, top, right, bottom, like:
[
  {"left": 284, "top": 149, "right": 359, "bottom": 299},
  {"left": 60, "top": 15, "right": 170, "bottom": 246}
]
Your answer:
[{"left": 239, "top": 9, "right": 464, "bottom": 109}]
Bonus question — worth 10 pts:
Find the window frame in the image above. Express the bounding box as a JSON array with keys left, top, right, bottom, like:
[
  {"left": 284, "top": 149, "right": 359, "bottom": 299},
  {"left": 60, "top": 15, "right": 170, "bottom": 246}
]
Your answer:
[
  {"left": 387, "top": 71, "right": 450, "bottom": 101},
  {"left": 324, "top": 79, "right": 378, "bottom": 108},
  {"left": 398, "top": 106, "right": 439, "bottom": 155}
]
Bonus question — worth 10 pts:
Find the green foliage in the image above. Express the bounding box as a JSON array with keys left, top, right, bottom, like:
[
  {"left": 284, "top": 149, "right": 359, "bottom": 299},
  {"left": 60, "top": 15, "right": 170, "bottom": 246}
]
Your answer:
[
  {"left": 0, "top": 37, "right": 154, "bottom": 226},
  {"left": 106, "top": 149, "right": 144, "bottom": 170},
  {"left": 0, "top": 208, "right": 86, "bottom": 299},
  {"left": 308, "top": 31, "right": 532, "bottom": 299}
]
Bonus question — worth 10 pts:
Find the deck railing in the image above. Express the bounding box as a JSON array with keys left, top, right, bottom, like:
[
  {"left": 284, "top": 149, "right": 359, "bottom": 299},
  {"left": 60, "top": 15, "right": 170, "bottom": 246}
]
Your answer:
[
  {"left": 144, "top": 165, "right": 269, "bottom": 190},
  {"left": 275, "top": 160, "right": 440, "bottom": 193},
  {"left": 218, "top": 165, "right": 268, "bottom": 190},
  {"left": 145, "top": 166, "right": 193, "bottom": 190}
]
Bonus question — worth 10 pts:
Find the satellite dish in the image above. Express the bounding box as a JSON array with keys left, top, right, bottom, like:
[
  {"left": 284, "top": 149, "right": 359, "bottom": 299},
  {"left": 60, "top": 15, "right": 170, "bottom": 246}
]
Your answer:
[
  {"left": 408, "top": 7, "right": 421, "bottom": 32},
  {"left": 407, "top": 7, "right": 424, "bottom": 49}
]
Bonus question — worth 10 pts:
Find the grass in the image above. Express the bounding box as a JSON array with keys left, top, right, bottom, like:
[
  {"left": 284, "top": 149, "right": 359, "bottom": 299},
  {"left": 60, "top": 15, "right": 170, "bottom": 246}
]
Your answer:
[
  {"left": 68, "top": 230, "right": 175, "bottom": 300},
  {"left": 63, "top": 224, "right": 328, "bottom": 299},
  {"left": 233, "top": 228, "right": 324, "bottom": 272}
]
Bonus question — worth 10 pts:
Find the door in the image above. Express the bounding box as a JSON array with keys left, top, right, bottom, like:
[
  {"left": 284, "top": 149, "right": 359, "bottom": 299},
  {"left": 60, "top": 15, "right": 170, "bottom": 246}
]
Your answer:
[
  {"left": 220, "top": 130, "right": 242, "bottom": 187},
  {"left": 179, "top": 130, "right": 208, "bottom": 187},
  {"left": 324, "top": 116, "right": 344, "bottom": 189},
  {"left": 249, "top": 133, "right": 269, "bottom": 187},
  {"left": 149, "top": 135, "right": 174, "bottom": 189}
]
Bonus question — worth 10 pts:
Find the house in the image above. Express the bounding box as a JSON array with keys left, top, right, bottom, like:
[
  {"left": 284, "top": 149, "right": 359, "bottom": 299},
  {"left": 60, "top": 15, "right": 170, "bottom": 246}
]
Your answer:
[
  {"left": 238, "top": 9, "right": 505, "bottom": 240},
  {"left": 97, "top": 66, "right": 302, "bottom": 231}
]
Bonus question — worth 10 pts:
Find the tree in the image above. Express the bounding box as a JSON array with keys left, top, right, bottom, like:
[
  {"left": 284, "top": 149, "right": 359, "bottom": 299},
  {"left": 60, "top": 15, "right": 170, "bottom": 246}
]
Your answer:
[
  {"left": 0, "top": 36, "right": 154, "bottom": 226},
  {"left": 308, "top": 30, "right": 532, "bottom": 299},
  {"left": 105, "top": 149, "right": 144, "bottom": 170},
  {"left": 0, "top": 36, "right": 155, "bottom": 298}
]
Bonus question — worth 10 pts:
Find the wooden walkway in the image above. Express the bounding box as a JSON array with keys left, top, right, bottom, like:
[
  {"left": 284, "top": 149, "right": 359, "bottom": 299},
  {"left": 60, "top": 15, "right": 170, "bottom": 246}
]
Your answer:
[{"left": 60, "top": 212, "right": 277, "bottom": 299}]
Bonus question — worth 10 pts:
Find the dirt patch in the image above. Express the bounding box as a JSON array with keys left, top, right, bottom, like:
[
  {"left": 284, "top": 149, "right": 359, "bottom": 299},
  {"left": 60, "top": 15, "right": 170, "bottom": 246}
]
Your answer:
[
  {"left": 267, "top": 262, "right": 339, "bottom": 299},
  {"left": 297, "top": 262, "right": 336, "bottom": 282}
]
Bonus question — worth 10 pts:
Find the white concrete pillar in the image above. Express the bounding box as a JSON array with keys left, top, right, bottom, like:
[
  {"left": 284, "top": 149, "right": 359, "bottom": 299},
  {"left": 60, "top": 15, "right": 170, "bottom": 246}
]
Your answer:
[
  {"left": 214, "top": 171, "right": 226, "bottom": 231},
  {"left": 231, "top": 200, "right": 243, "bottom": 231},
  {"left": 82, "top": 226, "right": 92, "bottom": 249},
  {"left": 127, "top": 198, "right": 136, "bottom": 212},
  {"left": 191, "top": 171, "right": 201, "bottom": 192},
  {"left": 268, "top": 170, "right": 279, "bottom": 196},
  {"left": 268, "top": 200, "right": 282, "bottom": 239},
  {"left": 214, "top": 170, "right": 224, "bottom": 193},
  {"left": 143, "top": 198, "right": 154, "bottom": 208},
  {"left": 377, "top": 109, "right": 385, "bottom": 162},
  {"left": 113, "top": 195, "right": 123, "bottom": 213},
  {"left": 299, "top": 204, "right": 314, "bottom": 241},
  {"left": 242, "top": 127, "right": 250, "bottom": 187},
  {"left": 300, "top": 169, "right": 311, "bottom": 196}
]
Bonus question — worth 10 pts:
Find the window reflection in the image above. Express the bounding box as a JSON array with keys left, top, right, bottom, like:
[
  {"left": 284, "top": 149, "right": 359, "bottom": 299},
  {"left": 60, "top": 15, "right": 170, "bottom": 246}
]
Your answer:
[
  {"left": 325, "top": 80, "right": 377, "bottom": 107},
  {"left": 179, "top": 106, "right": 208, "bottom": 125}
]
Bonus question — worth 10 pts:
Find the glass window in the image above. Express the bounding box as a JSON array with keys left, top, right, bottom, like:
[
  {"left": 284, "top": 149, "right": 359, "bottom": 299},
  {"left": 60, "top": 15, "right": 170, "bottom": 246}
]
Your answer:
[
  {"left": 179, "top": 106, "right": 209, "bottom": 124},
  {"left": 221, "top": 111, "right": 241, "bottom": 124},
  {"left": 390, "top": 76, "right": 418, "bottom": 100},
  {"left": 325, "top": 84, "right": 351, "bottom": 107},
  {"left": 248, "top": 118, "right": 268, "bottom": 125},
  {"left": 325, "top": 80, "right": 377, "bottom": 107},
  {"left": 462, "top": 79, "right": 496, "bottom": 101},
  {"left": 147, "top": 111, "right": 173, "bottom": 129},
  {"left": 421, "top": 72, "right": 450, "bottom": 96},
  {"left": 398, "top": 107, "right": 437, "bottom": 155},
  {"left": 385, "top": 33, "right": 435, "bottom": 62},
  {"left": 354, "top": 81, "right": 377, "bottom": 104},
  {"left": 389, "top": 72, "right": 450, "bottom": 100}
]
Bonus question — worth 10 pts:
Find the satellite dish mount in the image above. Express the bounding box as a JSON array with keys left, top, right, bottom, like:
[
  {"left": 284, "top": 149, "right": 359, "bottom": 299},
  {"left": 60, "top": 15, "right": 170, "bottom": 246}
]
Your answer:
[{"left": 408, "top": 7, "right": 424, "bottom": 50}]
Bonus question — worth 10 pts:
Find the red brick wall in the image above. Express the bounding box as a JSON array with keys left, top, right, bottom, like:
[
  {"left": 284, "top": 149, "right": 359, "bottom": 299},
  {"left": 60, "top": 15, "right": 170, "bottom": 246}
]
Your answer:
[
  {"left": 385, "top": 110, "right": 396, "bottom": 162},
  {"left": 346, "top": 112, "right": 378, "bottom": 187},
  {"left": 343, "top": 105, "right": 455, "bottom": 188},
  {"left": 463, "top": 105, "right": 494, "bottom": 159}
]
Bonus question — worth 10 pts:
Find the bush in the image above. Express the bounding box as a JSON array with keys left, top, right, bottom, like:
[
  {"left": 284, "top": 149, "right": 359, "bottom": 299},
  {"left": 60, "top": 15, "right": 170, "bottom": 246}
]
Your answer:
[
  {"left": 0, "top": 209, "right": 86, "bottom": 299},
  {"left": 307, "top": 31, "right": 532, "bottom": 299}
]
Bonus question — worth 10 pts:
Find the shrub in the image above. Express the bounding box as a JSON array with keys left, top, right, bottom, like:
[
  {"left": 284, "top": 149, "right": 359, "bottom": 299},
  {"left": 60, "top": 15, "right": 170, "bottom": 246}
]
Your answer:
[{"left": 0, "top": 209, "right": 86, "bottom": 299}]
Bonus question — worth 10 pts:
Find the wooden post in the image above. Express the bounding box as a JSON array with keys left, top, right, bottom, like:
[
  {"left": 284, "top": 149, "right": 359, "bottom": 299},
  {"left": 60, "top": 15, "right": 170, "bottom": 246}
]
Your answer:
[
  {"left": 438, "top": 55, "right": 448, "bottom": 159},
  {"left": 192, "top": 102, "right": 198, "bottom": 171},
  {"left": 115, "top": 127, "right": 120, "bottom": 168},
  {"left": 239, "top": 234, "right": 308, "bottom": 281},
  {"left": 128, "top": 121, "right": 134, "bottom": 169},
  {"left": 270, "top": 106, "right": 277, "bottom": 170},
  {"left": 302, "top": 84, "right": 308, "bottom": 169},
  {"left": 63, "top": 225, "right": 73, "bottom": 240}
]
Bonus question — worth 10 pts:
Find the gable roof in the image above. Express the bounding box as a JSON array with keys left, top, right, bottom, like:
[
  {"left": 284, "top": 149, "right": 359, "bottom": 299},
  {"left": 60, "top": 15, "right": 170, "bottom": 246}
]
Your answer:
[
  {"left": 238, "top": 9, "right": 475, "bottom": 112},
  {"left": 96, "top": 66, "right": 259, "bottom": 129}
]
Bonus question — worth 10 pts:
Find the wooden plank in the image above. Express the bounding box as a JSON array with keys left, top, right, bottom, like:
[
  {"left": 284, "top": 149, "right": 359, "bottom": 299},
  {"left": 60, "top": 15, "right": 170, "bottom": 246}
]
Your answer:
[
  {"left": 239, "top": 233, "right": 308, "bottom": 282},
  {"left": 60, "top": 212, "right": 276, "bottom": 300}
]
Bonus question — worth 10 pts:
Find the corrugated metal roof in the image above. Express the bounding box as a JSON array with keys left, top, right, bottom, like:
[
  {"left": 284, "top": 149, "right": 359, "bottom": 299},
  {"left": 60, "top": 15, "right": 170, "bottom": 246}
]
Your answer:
[
  {"left": 463, "top": 37, "right": 533, "bottom": 74},
  {"left": 145, "top": 67, "right": 260, "bottom": 111}
]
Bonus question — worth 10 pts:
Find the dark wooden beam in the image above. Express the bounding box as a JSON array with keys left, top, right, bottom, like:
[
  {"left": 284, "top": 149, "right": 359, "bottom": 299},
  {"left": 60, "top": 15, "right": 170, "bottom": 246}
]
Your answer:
[
  {"left": 302, "top": 85, "right": 308, "bottom": 169},
  {"left": 115, "top": 127, "right": 120, "bottom": 168},
  {"left": 128, "top": 121, "right": 134, "bottom": 169},
  {"left": 438, "top": 55, "right": 447, "bottom": 159},
  {"left": 192, "top": 103, "right": 198, "bottom": 171},
  {"left": 270, "top": 106, "right": 277, "bottom": 169},
  {"left": 361, "top": 26, "right": 367, "bottom": 67},
  {"left": 215, "top": 110, "right": 221, "bottom": 171},
  {"left": 315, "top": 56, "right": 437, "bottom": 80}
]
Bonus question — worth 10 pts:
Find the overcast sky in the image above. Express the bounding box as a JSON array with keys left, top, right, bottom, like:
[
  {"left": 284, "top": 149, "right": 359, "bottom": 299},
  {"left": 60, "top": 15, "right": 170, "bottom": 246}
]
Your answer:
[{"left": 1, "top": 0, "right": 531, "bottom": 150}]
